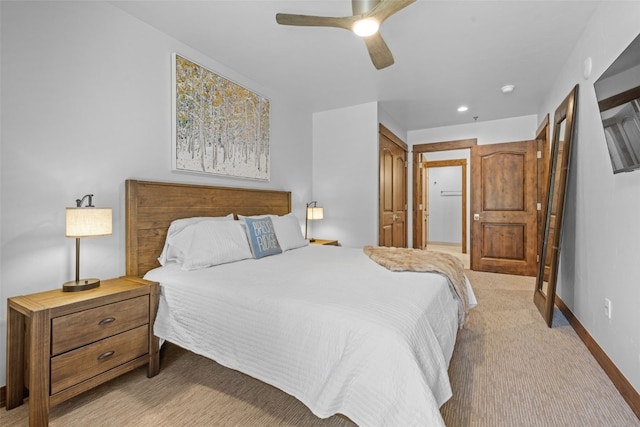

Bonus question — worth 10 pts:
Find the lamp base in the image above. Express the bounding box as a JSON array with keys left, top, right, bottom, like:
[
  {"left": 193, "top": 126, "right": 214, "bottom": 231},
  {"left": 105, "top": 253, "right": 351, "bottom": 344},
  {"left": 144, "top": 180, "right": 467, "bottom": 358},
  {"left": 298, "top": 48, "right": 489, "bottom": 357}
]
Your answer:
[{"left": 63, "top": 278, "right": 100, "bottom": 292}]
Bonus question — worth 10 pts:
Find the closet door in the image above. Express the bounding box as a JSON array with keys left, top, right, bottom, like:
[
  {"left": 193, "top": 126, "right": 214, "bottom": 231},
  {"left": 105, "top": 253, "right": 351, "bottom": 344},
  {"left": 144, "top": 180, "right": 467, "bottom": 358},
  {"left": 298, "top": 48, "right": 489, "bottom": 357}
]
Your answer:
[{"left": 379, "top": 125, "right": 407, "bottom": 248}]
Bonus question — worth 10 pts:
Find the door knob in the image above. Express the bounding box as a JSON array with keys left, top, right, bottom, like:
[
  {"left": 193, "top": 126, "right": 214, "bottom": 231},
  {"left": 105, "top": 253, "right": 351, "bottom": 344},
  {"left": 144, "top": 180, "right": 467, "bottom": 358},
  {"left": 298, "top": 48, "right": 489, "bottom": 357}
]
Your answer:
[{"left": 474, "top": 213, "right": 481, "bottom": 221}]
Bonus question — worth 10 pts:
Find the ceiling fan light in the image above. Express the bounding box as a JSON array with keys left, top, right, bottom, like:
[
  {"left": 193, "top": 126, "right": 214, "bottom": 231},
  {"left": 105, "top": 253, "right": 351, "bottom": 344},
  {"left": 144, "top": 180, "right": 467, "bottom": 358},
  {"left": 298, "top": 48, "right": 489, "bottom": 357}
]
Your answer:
[{"left": 353, "top": 18, "right": 379, "bottom": 37}]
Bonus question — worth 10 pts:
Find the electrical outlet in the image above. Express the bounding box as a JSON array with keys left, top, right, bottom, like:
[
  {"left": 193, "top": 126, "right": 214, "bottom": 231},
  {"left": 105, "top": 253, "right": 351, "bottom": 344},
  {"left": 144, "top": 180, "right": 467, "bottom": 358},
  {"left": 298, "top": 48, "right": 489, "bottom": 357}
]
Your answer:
[{"left": 604, "top": 298, "right": 612, "bottom": 319}]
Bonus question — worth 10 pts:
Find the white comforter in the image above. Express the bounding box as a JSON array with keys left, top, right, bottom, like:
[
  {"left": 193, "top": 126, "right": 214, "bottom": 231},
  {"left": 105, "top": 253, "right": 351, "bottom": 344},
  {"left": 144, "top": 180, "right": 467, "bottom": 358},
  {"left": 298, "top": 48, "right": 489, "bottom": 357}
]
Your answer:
[{"left": 145, "top": 244, "right": 474, "bottom": 426}]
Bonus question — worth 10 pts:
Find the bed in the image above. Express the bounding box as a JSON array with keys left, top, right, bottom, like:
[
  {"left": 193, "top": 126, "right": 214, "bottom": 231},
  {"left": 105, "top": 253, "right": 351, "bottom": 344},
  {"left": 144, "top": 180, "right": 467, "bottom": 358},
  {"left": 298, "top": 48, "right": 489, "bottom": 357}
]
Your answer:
[{"left": 125, "top": 179, "right": 474, "bottom": 427}]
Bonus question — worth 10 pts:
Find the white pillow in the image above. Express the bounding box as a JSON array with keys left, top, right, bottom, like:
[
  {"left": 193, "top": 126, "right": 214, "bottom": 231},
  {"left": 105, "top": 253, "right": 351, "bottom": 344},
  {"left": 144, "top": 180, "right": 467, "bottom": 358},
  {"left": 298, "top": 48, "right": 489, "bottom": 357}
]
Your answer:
[
  {"left": 158, "top": 214, "right": 234, "bottom": 265},
  {"left": 273, "top": 213, "right": 308, "bottom": 251},
  {"left": 238, "top": 213, "right": 308, "bottom": 251},
  {"left": 167, "top": 220, "right": 253, "bottom": 271}
]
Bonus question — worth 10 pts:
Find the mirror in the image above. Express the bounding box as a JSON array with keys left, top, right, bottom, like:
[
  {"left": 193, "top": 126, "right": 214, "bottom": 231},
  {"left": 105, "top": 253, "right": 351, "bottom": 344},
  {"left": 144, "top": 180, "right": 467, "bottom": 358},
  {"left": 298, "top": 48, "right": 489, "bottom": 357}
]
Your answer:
[{"left": 533, "top": 85, "right": 578, "bottom": 327}]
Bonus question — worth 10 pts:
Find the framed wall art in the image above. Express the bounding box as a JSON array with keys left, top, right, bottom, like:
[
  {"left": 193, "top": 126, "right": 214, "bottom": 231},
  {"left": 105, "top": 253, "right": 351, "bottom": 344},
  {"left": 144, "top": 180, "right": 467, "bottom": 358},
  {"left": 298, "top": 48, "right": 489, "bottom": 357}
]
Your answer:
[{"left": 172, "top": 54, "right": 270, "bottom": 180}]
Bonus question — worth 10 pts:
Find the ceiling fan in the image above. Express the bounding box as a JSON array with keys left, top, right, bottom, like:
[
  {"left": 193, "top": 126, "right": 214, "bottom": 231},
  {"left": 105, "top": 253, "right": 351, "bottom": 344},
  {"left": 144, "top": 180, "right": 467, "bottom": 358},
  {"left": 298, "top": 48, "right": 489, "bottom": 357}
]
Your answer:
[{"left": 275, "top": 0, "right": 416, "bottom": 70}]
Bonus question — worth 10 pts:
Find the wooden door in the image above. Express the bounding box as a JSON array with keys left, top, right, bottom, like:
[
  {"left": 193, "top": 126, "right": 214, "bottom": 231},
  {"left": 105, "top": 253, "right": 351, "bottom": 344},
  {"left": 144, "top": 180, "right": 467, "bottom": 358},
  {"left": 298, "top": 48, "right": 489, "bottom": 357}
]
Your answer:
[
  {"left": 470, "top": 140, "right": 538, "bottom": 275},
  {"left": 379, "top": 125, "right": 407, "bottom": 247}
]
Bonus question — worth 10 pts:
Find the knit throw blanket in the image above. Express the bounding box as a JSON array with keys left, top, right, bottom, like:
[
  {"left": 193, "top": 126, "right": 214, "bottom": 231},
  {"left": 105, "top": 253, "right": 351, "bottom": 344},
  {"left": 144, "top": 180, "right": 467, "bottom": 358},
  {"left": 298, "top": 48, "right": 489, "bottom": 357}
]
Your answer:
[{"left": 363, "top": 245, "right": 470, "bottom": 328}]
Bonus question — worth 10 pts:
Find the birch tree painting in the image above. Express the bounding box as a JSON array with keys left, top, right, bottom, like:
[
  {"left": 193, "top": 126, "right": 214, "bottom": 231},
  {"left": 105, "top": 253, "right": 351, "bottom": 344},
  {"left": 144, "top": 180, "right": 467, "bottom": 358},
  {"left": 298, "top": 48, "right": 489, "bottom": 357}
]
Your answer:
[{"left": 173, "top": 54, "right": 270, "bottom": 180}]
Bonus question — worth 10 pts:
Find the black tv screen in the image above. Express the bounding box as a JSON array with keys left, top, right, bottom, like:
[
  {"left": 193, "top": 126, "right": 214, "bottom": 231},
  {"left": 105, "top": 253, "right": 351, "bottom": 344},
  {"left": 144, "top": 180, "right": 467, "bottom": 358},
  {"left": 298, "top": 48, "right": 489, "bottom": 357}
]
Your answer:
[{"left": 594, "top": 34, "right": 640, "bottom": 174}]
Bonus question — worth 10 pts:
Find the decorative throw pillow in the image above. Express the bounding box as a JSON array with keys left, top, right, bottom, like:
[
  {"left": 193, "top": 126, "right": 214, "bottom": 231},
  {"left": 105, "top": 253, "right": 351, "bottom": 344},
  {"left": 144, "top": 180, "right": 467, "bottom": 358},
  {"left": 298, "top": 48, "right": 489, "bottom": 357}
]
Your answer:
[
  {"left": 244, "top": 216, "right": 283, "bottom": 259},
  {"left": 238, "top": 213, "right": 308, "bottom": 251}
]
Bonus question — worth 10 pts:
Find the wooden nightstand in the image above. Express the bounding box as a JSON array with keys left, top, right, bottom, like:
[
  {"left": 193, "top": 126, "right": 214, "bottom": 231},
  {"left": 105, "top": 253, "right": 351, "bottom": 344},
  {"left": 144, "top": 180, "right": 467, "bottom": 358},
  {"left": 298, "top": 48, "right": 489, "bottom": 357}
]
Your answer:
[
  {"left": 6, "top": 276, "right": 159, "bottom": 427},
  {"left": 310, "top": 239, "right": 339, "bottom": 246}
]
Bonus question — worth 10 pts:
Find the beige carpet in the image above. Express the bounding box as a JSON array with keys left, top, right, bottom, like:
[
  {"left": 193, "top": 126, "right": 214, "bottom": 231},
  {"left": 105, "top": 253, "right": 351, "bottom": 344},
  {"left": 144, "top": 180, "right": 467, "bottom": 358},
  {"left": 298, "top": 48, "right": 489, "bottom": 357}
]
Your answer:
[
  {"left": 441, "top": 270, "right": 639, "bottom": 427},
  {"left": 2, "top": 270, "right": 638, "bottom": 426},
  {"left": 427, "top": 243, "right": 470, "bottom": 269}
]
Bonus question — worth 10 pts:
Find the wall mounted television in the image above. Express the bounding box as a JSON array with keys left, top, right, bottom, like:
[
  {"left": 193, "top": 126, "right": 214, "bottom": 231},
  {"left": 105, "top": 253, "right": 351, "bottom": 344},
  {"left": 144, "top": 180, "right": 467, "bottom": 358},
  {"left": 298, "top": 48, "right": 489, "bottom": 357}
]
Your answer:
[{"left": 594, "top": 33, "right": 640, "bottom": 174}]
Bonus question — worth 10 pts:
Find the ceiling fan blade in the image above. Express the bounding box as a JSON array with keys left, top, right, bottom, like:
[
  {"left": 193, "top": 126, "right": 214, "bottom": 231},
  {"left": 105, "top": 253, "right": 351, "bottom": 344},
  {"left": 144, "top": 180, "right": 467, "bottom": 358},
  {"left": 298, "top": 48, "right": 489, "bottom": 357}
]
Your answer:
[
  {"left": 276, "top": 0, "right": 416, "bottom": 70},
  {"left": 276, "top": 13, "right": 356, "bottom": 31},
  {"left": 363, "top": 32, "right": 394, "bottom": 69},
  {"left": 368, "top": 0, "right": 416, "bottom": 23}
]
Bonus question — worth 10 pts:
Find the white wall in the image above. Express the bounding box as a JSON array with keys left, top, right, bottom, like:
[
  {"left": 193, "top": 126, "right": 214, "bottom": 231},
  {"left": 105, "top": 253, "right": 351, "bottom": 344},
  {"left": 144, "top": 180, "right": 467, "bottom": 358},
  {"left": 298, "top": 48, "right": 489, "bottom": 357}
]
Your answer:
[
  {"left": 537, "top": 2, "right": 640, "bottom": 393},
  {"left": 309, "top": 103, "right": 407, "bottom": 248},
  {"left": 378, "top": 105, "right": 407, "bottom": 143},
  {"left": 312, "top": 102, "right": 379, "bottom": 248},
  {"left": 408, "top": 115, "right": 539, "bottom": 248},
  {"left": 410, "top": 115, "right": 539, "bottom": 146},
  {"left": 0, "top": 1, "right": 313, "bottom": 386},
  {"left": 428, "top": 167, "right": 462, "bottom": 244}
]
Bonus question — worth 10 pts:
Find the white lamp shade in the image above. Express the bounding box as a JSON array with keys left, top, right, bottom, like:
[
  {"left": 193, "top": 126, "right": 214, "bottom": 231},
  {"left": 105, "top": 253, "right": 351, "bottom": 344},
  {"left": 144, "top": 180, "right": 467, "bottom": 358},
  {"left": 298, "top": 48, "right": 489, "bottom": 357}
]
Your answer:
[
  {"left": 66, "top": 208, "right": 112, "bottom": 237},
  {"left": 307, "top": 207, "right": 324, "bottom": 220}
]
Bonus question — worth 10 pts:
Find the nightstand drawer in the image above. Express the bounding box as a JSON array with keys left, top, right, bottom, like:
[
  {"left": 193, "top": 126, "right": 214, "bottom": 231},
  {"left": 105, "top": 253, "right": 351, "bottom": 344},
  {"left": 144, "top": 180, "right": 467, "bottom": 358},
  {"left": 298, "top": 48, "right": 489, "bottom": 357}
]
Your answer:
[
  {"left": 50, "top": 325, "right": 149, "bottom": 395},
  {"left": 52, "top": 295, "right": 150, "bottom": 355}
]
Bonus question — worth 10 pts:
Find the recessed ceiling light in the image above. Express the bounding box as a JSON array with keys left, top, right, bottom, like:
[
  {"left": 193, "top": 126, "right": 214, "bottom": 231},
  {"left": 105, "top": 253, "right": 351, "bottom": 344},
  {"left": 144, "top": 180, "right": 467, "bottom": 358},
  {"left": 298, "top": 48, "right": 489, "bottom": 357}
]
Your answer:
[
  {"left": 353, "top": 18, "right": 379, "bottom": 37},
  {"left": 501, "top": 84, "right": 515, "bottom": 93},
  {"left": 457, "top": 105, "right": 469, "bottom": 112}
]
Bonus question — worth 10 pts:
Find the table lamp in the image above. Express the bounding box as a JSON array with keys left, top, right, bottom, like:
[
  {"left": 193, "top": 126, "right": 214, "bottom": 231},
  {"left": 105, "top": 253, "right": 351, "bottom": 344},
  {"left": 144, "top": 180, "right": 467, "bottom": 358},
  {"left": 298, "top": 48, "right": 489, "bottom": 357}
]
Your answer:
[
  {"left": 64, "top": 194, "right": 112, "bottom": 292},
  {"left": 305, "top": 201, "right": 324, "bottom": 242}
]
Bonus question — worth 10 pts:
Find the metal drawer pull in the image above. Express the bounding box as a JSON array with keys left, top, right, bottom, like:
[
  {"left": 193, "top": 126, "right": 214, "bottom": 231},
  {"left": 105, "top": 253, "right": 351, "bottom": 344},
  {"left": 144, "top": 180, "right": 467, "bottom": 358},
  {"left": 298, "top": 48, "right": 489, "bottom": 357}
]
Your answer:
[
  {"left": 98, "top": 317, "right": 116, "bottom": 326},
  {"left": 97, "top": 350, "right": 115, "bottom": 360}
]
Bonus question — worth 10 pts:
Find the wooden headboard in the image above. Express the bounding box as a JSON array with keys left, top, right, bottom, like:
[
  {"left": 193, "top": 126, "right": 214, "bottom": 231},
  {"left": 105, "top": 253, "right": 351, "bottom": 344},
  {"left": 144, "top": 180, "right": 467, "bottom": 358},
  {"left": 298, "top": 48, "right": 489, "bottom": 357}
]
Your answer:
[{"left": 125, "top": 179, "right": 291, "bottom": 277}]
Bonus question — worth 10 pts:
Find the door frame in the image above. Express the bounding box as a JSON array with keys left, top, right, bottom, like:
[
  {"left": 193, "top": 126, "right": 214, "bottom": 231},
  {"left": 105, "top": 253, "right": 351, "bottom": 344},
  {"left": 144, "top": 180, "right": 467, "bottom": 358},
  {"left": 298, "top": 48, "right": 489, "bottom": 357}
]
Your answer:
[
  {"left": 424, "top": 159, "right": 467, "bottom": 253},
  {"left": 412, "top": 138, "right": 477, "bottom": 250}
]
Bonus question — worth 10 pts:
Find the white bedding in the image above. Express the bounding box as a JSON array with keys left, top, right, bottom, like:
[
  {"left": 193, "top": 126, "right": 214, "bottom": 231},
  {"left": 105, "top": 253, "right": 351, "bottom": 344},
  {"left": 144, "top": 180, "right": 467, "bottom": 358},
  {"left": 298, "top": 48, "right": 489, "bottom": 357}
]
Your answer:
[{"left": 144, "top": 244, "right": 475, "bottom": 427}]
